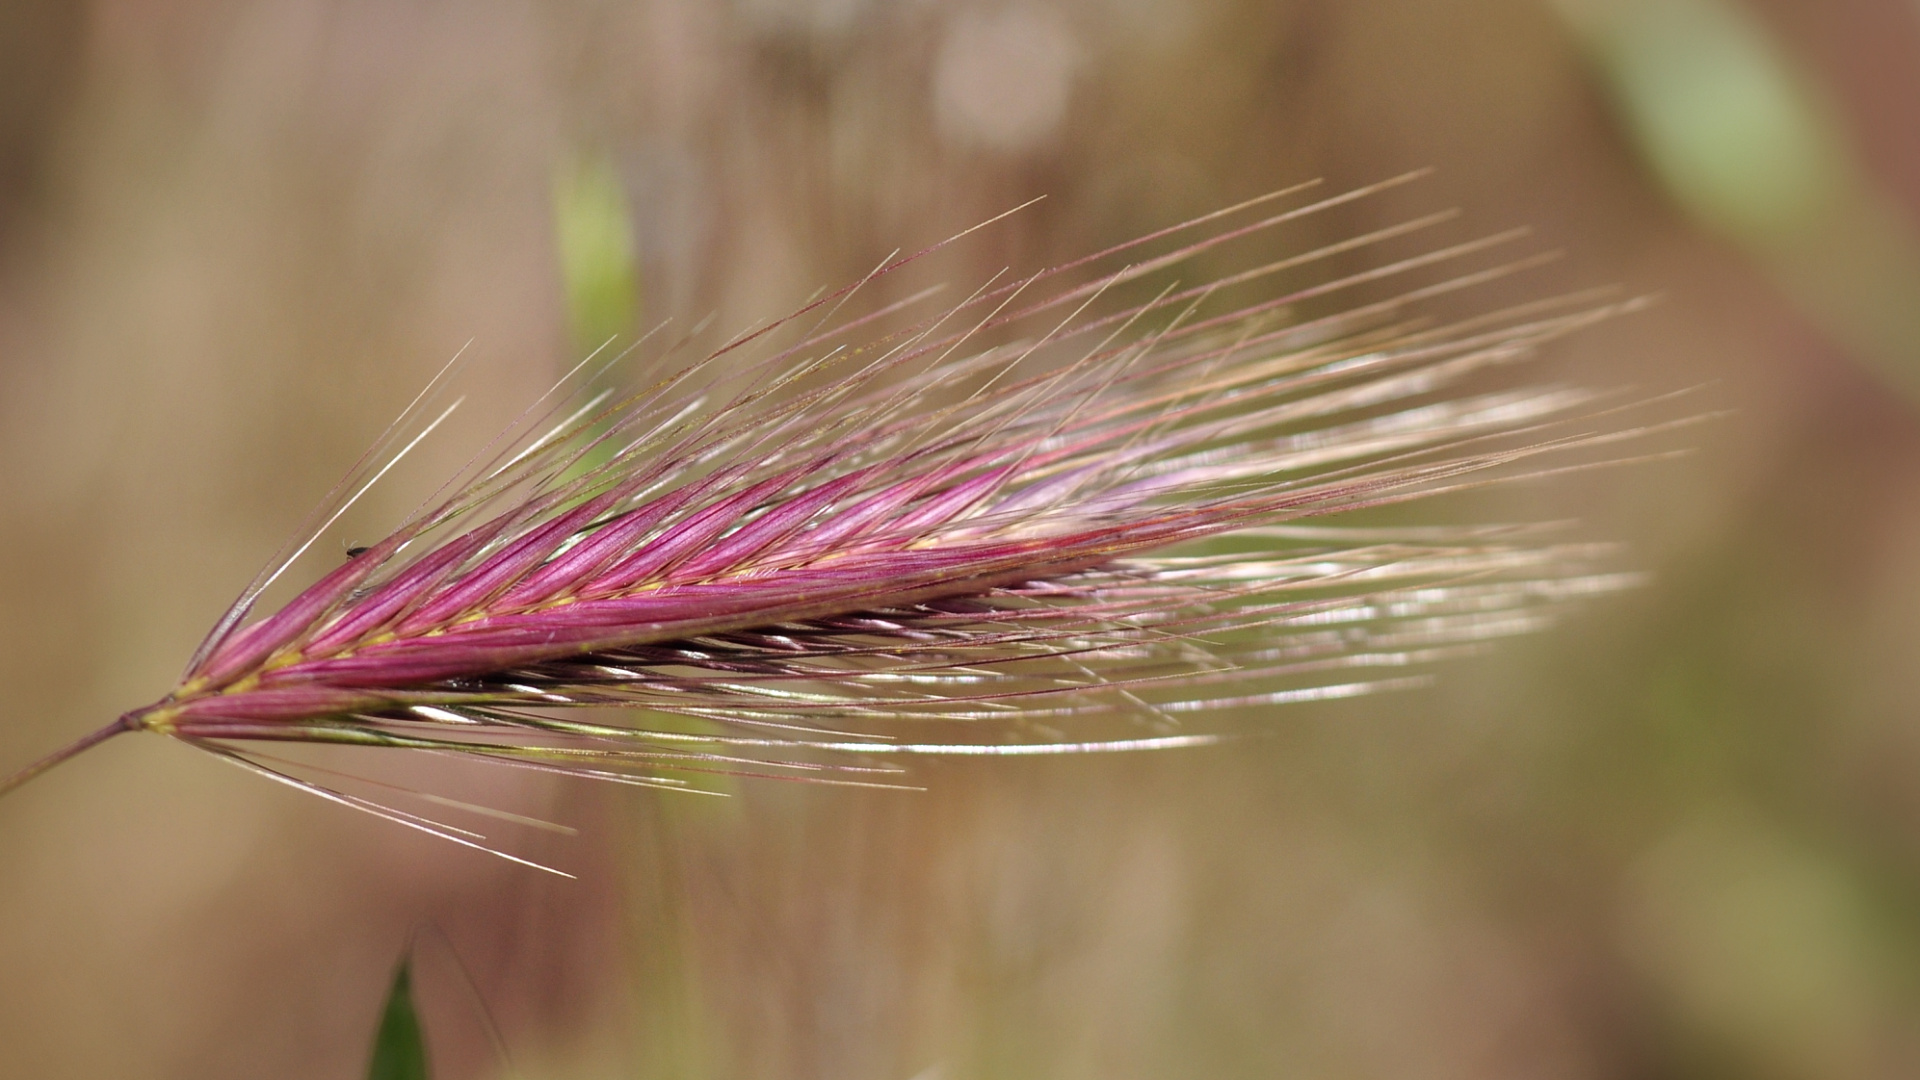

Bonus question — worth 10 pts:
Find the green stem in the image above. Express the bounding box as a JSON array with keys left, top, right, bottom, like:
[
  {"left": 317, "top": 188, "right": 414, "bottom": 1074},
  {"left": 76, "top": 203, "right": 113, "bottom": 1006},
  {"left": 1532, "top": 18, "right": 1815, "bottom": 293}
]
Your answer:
[{"left": 0, "top": 716, "right": 134, "bottom": 798}]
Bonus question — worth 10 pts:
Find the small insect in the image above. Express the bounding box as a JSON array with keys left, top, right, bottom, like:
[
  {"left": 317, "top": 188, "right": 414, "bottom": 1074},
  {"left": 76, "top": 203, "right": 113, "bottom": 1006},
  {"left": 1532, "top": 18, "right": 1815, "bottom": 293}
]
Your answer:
[{"left": 0, "top": 176, "right": 1685, "bottom": 874}]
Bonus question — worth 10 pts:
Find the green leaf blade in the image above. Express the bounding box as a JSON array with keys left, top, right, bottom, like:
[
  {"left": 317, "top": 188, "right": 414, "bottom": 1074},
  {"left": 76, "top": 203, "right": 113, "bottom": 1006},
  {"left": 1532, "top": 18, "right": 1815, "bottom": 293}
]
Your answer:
[{"left": 367, "top": 958, "right": 431, "bottom": 1080}]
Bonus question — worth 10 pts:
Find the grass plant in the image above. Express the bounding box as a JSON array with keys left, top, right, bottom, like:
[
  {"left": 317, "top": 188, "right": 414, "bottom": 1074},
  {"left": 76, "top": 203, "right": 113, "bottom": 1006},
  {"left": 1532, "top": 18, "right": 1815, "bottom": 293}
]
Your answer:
[{"left": 0, "top": 178, "right": 1675, "bottom": 875}]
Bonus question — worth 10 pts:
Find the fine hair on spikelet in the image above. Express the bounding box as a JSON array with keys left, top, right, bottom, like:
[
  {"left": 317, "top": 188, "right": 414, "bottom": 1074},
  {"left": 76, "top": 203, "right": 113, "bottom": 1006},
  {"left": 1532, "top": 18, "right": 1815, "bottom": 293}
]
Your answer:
[{"left": 0, "top": 175, "right": 1691, "bottom": 875}]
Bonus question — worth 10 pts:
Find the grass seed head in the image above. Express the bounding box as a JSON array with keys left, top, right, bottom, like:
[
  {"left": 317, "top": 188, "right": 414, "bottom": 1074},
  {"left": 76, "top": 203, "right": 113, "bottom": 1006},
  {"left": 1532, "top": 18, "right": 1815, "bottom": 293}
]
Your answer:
[{"left": 2, "top": 179, "right": 1680, "bottom": 872}]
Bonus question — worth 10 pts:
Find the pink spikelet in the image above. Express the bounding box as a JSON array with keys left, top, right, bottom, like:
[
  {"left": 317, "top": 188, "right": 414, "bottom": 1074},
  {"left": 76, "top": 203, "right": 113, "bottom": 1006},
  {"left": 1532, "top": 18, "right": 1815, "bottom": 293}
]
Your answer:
[{"left": 1, "top": 178, "right": 1676, "bottom": 873}]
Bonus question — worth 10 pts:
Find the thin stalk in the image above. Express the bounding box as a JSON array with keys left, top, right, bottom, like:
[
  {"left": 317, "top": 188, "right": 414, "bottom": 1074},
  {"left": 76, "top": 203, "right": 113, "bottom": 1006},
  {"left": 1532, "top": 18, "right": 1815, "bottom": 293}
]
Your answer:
[{"left": 0, "top": 716, "right": 133, "bottom": 797}]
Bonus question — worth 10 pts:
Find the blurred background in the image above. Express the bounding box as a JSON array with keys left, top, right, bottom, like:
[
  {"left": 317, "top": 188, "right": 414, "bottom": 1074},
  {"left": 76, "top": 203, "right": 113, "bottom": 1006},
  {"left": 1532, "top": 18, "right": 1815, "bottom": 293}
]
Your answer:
[{"left": 3, "top": 0, "right": 1920, "bottom": 1077}]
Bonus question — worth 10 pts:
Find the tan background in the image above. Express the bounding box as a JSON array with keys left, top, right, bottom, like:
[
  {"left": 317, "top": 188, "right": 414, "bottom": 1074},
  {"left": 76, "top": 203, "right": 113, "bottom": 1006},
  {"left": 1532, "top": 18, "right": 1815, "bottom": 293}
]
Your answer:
[{"left": 2, "top": 1, "right": 1919, "bottom": 1077}]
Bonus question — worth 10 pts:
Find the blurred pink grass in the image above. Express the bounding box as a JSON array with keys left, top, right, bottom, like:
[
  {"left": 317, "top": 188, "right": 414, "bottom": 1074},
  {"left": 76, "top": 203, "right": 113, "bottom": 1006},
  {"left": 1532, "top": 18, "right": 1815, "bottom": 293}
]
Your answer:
[{"left": 1, "top": 177, "right": 1675, "bottom": 874}]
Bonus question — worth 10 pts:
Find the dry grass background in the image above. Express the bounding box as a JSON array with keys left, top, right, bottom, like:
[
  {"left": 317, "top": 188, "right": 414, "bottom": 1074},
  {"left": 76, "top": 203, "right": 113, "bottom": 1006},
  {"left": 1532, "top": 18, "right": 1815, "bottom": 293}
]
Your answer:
[{"left": 2, "top": 1, "right": 1919, "bottom": 1077}]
